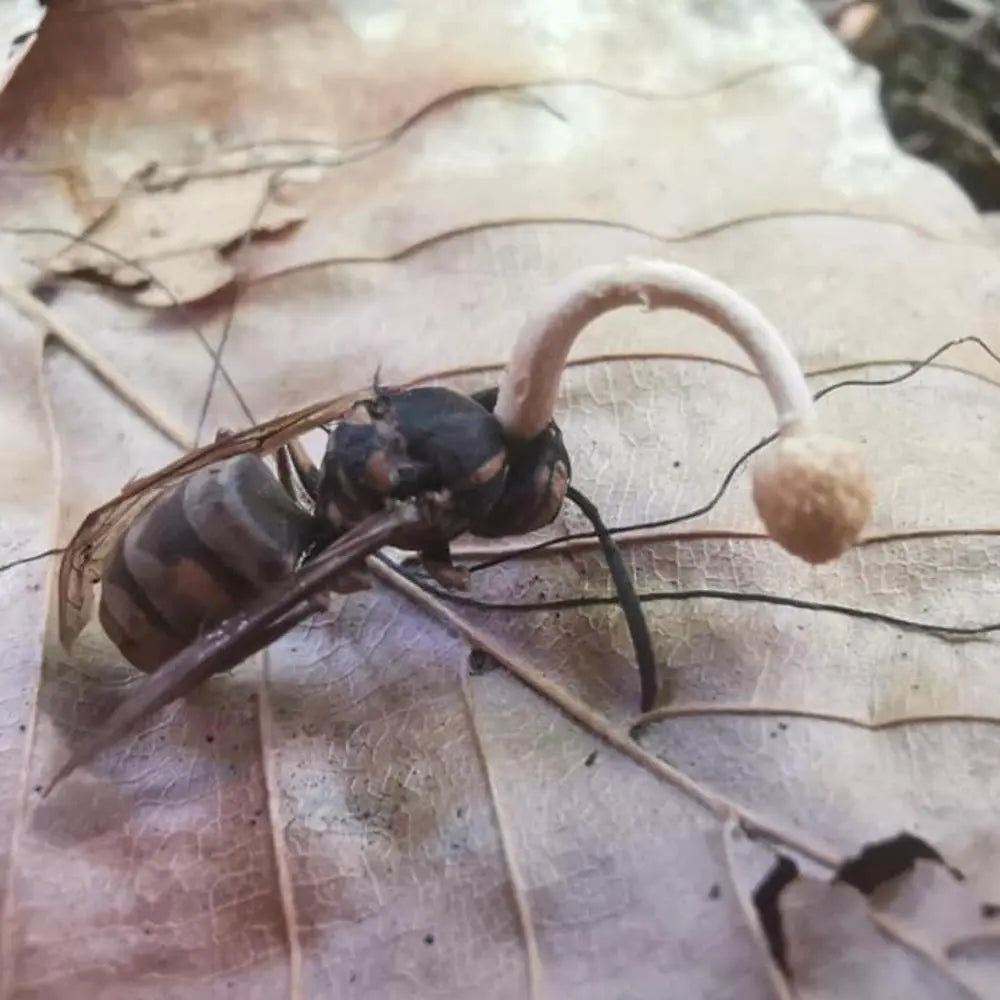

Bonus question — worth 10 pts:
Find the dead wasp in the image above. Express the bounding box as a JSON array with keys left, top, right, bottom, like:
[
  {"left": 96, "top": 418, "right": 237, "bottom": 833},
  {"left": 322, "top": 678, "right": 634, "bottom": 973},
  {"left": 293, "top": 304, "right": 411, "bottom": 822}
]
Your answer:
[{"left": 46, "top": 259, "right": 872, "bottom": 792}]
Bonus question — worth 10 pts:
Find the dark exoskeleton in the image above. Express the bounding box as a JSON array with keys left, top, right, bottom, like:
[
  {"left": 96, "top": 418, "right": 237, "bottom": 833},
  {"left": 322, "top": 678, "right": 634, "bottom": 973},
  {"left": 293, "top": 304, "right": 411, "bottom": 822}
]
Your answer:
[{"left": 98, "top": 383, "right": 572, "bottom": 676}]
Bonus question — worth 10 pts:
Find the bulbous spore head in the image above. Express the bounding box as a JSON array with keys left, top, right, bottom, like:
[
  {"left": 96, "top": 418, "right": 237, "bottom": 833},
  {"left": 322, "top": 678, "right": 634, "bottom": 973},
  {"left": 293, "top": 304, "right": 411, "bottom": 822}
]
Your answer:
[{"left": 752, "top": 431, "right": 873, "bottom": 564}]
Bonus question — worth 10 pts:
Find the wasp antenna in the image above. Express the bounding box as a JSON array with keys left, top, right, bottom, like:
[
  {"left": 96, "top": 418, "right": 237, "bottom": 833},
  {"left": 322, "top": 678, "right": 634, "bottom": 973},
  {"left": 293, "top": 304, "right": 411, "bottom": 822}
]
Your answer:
[
  {"left": 494, "top": 260, "right": 873, "bottom": 565},
  {"left": 565, "top": 485, "right": 659, "bottom": 712}
]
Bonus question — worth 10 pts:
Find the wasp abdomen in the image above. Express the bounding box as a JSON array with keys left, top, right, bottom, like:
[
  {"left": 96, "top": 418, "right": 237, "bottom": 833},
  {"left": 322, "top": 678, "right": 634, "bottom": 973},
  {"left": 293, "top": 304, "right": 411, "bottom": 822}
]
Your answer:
[{"left": 98, "top": 455, "right": 316, "bottom": 673}]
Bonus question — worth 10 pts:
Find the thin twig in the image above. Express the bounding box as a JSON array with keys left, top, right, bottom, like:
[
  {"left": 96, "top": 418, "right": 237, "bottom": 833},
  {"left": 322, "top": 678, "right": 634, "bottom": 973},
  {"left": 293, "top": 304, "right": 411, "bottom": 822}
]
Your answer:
[
  {"left": 0, "top": 276, "right": 193, "bottom": 449},
  {"left": 4, "top": 224, "right": 256, "bottom": 426},
  {"left": 369, "top": 556, "right": 843, "bottom": 870}
]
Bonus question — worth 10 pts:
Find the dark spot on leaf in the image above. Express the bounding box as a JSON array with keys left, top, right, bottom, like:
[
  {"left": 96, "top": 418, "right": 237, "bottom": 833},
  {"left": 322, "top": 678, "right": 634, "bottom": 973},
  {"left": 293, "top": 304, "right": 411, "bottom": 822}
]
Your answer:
[
  {"left": 981, "top": 902, "right": 1000, "bottom": 919},
  {"left": 778, "top": 722, "right": 788, "bottom": 730},
  {"left": 672, "top": 460, "right": 681, "bottom": 468},
  {"left": 33, "top": 785, "right": 42, "bottom": 794},
  {"left": 584, "top": 750, "right": 598, "bottom": 767},
  {"left": 834, "top": 831, "right": 963, "bottom": 894},
  {"left": 456, "top": 806, "right": 464, "bottom": 818},
  {"left": 18, "top": 724, "right": 25, "bottom": 733},
  {"left": 424, "top": 932, "right": 435, "bottom": 945},
  {"left": 205, "top": 734, "right": 214, "bottom": 743},
  {"left": 468, "top": 649, "right": 497, "bottom": 675},
  {"left": 708, "top": 884, "right": 721, "bottom": 900}
]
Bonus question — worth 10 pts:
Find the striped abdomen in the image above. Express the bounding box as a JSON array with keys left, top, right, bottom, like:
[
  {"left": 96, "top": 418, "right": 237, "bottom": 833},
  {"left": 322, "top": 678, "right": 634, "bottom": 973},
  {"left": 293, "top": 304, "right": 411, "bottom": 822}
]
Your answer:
[{"left": 98, "top": 455, "right": 317, "bottom": 673}]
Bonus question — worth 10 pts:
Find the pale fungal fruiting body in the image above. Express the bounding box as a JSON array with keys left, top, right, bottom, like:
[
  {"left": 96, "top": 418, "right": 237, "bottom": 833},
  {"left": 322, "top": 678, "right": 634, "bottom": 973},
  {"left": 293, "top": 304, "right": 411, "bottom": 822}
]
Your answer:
[
  {"left": 751, "top": 432, "right": 872, "bottom": 564},
  {"left": 493, "top": 258, "right": 873, "bottom": 564}
]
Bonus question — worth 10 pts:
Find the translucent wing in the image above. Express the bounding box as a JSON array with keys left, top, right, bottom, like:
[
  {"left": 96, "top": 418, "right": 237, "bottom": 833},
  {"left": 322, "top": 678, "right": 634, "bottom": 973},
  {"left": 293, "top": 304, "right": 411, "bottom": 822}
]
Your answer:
[{"left": 57, "top": 391, "right": 357, "bottom": 648}]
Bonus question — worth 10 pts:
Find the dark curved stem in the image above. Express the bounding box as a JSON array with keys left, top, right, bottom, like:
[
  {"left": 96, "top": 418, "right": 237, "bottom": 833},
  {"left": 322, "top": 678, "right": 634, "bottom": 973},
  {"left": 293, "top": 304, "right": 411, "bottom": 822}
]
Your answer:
[{"left": 565, "top": 485, "right": 660, "bottom": 711}]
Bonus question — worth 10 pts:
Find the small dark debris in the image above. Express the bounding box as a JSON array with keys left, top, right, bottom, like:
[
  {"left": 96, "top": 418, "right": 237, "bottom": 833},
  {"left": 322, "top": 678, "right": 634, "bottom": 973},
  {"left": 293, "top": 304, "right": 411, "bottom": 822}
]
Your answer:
[
  {"left": 777, "top": 722, "right": 788, "bottom": 731},
  {"left": 18, "top": 724, "right": 25, "bottom": 733},
  {"left": 423, "top": 932, "right": 435, "bottom": 945},
  {"left": 835, "top": 831, "right": 963, "bottom": 894},
  {"left": 769, "top": 731, "right": 778, "bottom": 739},
  {"left": 144, "top": 928, "right": 152, "bottom": 936},
  {"left": 584, "top": 750, "right": 598, "bottom": 767},
  {"left": 205, "top": 734, "right": 215, "bottom": 743},
  {"left": 708, "top": 884, "right": 721, "bottom": 900},
  {"left": 468, "top": 649, "right": 497, "bottom": 675},
  {"left": 33, "top": 785, "right": 42, "bottom": 794},
  {"left": 981, "top": 902, "right": 1000, "bottom": 919},
  {"left": 672, "top": 460, "right": 681, "bottom": 468},
  {"left": 456, "top": 806, "right": 465, "bottom": 818},
  {"left": 349, "top": 972, "right": 357, "bottom": 983},
  {"left": 254, "top": 807, "right": 264, "bottom": 817}
]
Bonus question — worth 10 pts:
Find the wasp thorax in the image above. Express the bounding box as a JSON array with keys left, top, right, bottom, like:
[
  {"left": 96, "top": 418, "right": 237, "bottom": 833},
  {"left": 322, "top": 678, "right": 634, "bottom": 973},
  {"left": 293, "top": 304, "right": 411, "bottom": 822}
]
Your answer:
[
  {"left": 318, "top": 385, "right": 508, "bottom": 547},
  {"left": 752, "top": 430, "right": 873, "bottom": 564}
]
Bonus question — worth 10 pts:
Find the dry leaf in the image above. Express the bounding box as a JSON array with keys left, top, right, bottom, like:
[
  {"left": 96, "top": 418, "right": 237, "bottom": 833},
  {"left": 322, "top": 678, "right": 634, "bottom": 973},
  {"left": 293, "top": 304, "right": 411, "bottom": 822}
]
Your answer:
[
  {"left": 0, "top": 0, "right": 44, "bottom": 94},
  {"left": 2, "top": 2, "right": 1000, "bottom": 998},
  {"left": 746, "top": 832, "right": 996, "bottom": 997}
]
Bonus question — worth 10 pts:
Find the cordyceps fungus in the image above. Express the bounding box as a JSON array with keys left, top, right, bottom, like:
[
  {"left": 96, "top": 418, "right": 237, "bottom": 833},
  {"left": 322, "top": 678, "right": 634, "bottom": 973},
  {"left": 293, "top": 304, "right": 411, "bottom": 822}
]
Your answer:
[{"left": 493, "top": 258, "right": 873, "bottom": 565}]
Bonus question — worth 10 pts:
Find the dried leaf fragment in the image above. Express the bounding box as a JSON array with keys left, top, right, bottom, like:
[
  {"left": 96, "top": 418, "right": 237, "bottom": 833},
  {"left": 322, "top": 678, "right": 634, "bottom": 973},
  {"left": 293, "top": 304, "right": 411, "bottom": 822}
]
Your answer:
[{"left": 35, "top": 169, "right": 313, "bottom": 306}]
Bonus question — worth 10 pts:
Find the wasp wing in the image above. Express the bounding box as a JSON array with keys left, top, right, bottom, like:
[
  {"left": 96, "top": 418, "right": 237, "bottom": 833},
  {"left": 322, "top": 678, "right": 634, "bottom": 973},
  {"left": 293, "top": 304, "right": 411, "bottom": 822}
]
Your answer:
[
  {"left": 58, "top": 391, "right": 357, "bottom": 648},
  {"left": 47, "top": 499, "right": 422, "bottom": 795}
]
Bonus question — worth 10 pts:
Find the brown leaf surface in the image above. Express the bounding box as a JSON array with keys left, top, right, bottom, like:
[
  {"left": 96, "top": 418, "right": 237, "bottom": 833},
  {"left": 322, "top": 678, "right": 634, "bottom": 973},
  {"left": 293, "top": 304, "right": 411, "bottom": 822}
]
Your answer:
[
  {"left": 2, "top": 2, "right": 1000, "bottom": 998},
  {"left": 0, "top": 0, "right": 44, "bottom": 94}
]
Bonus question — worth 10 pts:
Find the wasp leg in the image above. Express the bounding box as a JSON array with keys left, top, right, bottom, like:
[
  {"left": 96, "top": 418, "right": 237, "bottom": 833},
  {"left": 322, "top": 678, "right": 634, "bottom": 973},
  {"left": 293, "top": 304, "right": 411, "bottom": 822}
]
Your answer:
[
  {"left": 287, "top": 439, "right": 321, "bottom": 500},
  {"left": 275, "top": 445, "right": 297, "bottom": 499},
  {"left": 419, "top": 540, "right": 470, "bottom": 591},
  {"left": 289, "top": 442, "right": 371, "bottom": 592}
]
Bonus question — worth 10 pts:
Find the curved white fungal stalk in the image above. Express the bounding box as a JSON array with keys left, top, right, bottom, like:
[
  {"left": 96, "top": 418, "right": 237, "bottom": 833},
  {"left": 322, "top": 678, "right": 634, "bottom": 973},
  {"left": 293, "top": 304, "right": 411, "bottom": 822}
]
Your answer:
[{"left": 494, "top": 259, "right": 873, "bottom": 564}]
